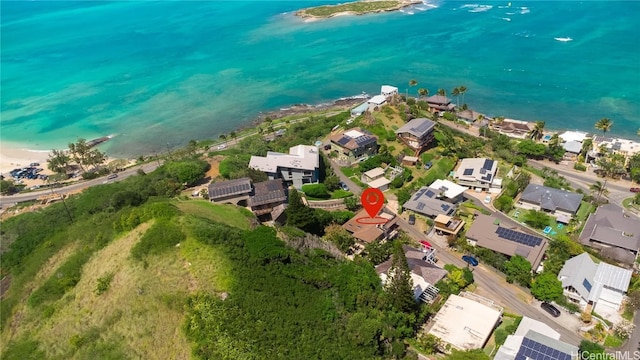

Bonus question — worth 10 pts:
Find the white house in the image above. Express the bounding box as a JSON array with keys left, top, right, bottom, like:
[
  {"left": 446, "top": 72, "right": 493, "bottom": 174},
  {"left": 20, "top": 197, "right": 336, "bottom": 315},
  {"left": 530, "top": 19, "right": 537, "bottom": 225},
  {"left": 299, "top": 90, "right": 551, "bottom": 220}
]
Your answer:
[
  {"left": 361, "top": 167, "right": 390, "bottom": 191},
  {"left": 559, "top": 130, "right": 590, "bottom": 143},
  {"left": 453, "top": 157, "right": 501, "bottom": 191},
  {"left": 558, "top": 253, "right": 632, "bottom": 318},
  {"left": 428, "top": 179, "right": 468, "bottom": 203},
  {"left": 249, "top": 145, "right": 319, "bottom": 189},
  {"left": 367, "top": 95, "right": 387, "bottom": 111},
  {"left": 428, "top": 292, "right": 503, "bottom": 352},
  {"left": 381, "top": 85, "right": 398, "bottom": 97}
]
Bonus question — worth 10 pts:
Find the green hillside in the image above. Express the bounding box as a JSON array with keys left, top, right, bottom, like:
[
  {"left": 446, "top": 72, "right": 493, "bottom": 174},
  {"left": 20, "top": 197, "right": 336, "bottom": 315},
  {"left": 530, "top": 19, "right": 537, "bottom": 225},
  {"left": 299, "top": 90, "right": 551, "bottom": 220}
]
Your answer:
[{"left": 1, "top": 161, "right": 419, "bottom": 359}]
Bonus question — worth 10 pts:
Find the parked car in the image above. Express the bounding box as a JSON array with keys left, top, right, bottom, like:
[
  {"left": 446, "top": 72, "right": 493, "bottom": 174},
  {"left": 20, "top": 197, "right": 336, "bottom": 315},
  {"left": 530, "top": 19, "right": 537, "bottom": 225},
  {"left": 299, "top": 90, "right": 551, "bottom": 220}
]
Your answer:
[
  {"left": 424, "top": 161, "right": 433, "bottom": 170},
  {"left": 217, "top": 144, "right": 227, "bottom": 150},
  {"left": 107, "top": 174, "right": 118, "bottom": 180},
  {"left": 484, "top": 195, "right": 492, "bottom": 203},
  {"left": 540, "top": 302, "right": 561, "bottom": 317},
  {"left": 408, "top": 214, "right": 416, "bottom": 225},
  {"left": 631, "top": 187, "right": 640, "bottom": 193},
  {"left": 339, "top": 182, "right": 349, "bottom": 191},
  {"left": 462, "top": 255, "right": 479, "bottom": 266}
]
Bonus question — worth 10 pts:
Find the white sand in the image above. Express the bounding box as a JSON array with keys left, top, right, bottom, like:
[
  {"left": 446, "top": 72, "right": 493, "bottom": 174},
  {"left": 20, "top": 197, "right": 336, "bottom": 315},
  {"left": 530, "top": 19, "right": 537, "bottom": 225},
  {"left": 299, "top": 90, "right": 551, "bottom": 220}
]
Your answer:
[{"left": 0, "top": 142, "right": 52, "bottom": 175}]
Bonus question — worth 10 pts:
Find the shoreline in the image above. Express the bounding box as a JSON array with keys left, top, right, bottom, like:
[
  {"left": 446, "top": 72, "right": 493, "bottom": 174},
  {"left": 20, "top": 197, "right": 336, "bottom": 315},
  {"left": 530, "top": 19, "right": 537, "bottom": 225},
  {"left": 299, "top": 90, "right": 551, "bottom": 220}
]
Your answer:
[{"left": 296, "top": 0, "right": 422, "bottom": 20}]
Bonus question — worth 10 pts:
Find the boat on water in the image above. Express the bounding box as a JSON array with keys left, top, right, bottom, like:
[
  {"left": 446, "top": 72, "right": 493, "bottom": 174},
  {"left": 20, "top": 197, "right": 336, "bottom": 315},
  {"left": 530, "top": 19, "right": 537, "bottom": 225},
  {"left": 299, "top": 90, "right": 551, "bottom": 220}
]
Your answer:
[{"left": 554, "top": 37, "right": 573, "bottom": 42}]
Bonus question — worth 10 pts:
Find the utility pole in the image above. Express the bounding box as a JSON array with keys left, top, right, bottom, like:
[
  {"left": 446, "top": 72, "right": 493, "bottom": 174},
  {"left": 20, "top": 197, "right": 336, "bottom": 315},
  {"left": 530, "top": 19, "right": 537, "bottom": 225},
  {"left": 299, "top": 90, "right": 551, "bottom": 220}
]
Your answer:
[{"left": 47, "top": 176, "right": 73, "bottom": 223}]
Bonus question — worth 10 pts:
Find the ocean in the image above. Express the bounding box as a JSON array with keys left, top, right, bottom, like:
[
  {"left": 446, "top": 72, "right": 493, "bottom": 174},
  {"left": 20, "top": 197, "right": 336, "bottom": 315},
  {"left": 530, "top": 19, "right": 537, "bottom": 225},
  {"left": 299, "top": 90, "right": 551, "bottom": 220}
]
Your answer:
[{"left": 1, "top": 1, "right": 639, "bottom": 157}]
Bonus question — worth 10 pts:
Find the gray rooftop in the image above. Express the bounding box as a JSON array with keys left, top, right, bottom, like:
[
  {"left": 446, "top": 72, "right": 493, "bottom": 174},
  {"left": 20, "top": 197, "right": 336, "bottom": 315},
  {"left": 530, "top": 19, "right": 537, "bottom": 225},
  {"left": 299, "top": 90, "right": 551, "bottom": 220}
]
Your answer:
[
  {"left": 208, "top": 177, "right": 252, "bottom": 200},
  {"left": 425, "top": 95, "right": 451, "bottom": 105},
  {"left": 454, "top": 157, "right": 498, "bottom": 184},
  {"left": 403, "top": 186, "right": 456, "bottom": 217},
  {"left": 249, "top": 145, "right": 319, "bottom": 173},
  {"left": 250, "top": 179, "right": 287, "bottom": 207},
  {"left": 520, "top": 184, "right": 584, "bottom": 214},
  {"left": 559, "top": 253, "right": 632, "bottom": 303},
  {"left": 376, "top": 245, "right": 448, "bottom": 285},
  {"left": 579, "top": 204, "right": 640, "bottom": 256},
  {"left": 562, "top": 140, "right": 583, "bottom": 154},
  {"left": 395, "top": 118, "right": 436, "bottom": 138}
]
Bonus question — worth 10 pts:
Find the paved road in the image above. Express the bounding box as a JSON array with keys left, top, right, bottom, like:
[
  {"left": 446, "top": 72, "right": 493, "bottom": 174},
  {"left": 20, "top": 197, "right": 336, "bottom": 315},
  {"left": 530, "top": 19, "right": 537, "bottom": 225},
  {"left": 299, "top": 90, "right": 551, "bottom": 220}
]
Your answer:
[{"left": 0, "top": 162, "right": 161, "bottom": 208}]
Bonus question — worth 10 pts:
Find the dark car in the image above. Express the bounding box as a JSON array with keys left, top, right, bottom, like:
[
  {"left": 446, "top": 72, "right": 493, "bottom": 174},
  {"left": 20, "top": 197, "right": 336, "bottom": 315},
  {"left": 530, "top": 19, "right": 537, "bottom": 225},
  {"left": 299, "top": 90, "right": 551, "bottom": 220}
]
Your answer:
[
  {"left": 631, "top": 187, "right": 640, "bottom": 193},
  {"left": 541, "top": 302, "right": 561, "bottom": 317},
  {"left": 462, "top": 255, "right": 479, "bottom": 267},
  {"left": 408, "top": 214, "right": 416, "bottom": 225},
  {"left": 339, "top": 182, "right": 349, "bottom": 191},
  {"left": 107, "top": 174, "right": 118, "bottom": 180}
]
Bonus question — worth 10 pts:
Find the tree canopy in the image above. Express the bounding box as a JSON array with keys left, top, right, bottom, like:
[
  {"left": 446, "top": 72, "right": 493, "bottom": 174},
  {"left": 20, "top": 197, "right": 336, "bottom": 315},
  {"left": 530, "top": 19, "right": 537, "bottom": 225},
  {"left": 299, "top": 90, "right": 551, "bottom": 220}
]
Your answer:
[{"left": 531, "top": 273, "right": 563, "bottom": 302}]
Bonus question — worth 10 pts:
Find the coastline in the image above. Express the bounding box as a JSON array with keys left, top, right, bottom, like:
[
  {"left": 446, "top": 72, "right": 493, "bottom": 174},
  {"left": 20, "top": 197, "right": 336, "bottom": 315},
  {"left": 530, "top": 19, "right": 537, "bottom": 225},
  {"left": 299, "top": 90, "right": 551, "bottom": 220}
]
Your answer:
[
  {"left": 296, "top": 0, "right": 422, "bottom": 20},
  {"left": 0, "top": 141, "right": 52, "bottom": 175}
]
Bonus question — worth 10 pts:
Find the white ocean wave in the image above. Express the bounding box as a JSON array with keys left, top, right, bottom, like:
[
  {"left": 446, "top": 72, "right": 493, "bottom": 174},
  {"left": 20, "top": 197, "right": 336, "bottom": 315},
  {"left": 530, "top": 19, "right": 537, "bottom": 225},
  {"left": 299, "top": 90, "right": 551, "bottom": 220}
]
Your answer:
[
  {"left": 554, "top": 37, "right": 573, "bottom": 42},
  {"left": 501, "top": 17, "right": 511, "bottom": 21},
  {"left": 461, "top": 4, "right": 493, "bottom": 13},
  {"left": 520, "top": 7, "right": 530, "bottom": 14}
]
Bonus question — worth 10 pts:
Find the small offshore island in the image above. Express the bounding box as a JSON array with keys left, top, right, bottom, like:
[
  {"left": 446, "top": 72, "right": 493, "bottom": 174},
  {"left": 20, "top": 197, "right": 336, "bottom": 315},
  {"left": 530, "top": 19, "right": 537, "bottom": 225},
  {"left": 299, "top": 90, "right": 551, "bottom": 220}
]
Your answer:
[{"left": 296, "top": 0, "right": 422, "bottom": 20}]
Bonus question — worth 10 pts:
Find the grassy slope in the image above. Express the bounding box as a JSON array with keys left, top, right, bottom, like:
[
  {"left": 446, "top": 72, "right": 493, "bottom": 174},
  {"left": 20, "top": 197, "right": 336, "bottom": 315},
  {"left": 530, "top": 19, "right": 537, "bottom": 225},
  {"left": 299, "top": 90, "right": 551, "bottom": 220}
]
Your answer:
[{"left": 1, "top": 201, "right": 252, "bottom": 360}]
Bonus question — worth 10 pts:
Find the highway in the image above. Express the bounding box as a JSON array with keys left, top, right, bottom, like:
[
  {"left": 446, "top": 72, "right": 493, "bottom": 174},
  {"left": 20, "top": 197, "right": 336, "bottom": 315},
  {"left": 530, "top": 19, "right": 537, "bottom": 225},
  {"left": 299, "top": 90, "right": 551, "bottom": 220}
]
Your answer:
[{"left": 0, "top": 162, "right": 162, "bottom": 208}]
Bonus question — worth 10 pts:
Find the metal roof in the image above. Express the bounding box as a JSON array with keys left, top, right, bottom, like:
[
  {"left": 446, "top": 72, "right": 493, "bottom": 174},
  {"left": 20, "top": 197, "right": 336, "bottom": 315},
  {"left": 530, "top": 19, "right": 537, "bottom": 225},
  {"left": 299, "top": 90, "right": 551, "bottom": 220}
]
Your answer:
[
  {"left": 208, "top": 178, "right": 252, "bottom": 200},
  {"left": 520, "top": 184, "right": 583, "bottom": 214},
  {"left": 395, "top": 118, "right": 436, "bottom": 138}
]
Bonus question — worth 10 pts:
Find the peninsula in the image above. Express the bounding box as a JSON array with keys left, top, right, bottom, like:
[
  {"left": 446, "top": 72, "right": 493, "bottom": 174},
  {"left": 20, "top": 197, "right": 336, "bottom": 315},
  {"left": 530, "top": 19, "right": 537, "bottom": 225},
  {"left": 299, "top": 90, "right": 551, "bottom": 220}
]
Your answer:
[{"left": 296, "top": 0, "right": 422, "bottom": 20}]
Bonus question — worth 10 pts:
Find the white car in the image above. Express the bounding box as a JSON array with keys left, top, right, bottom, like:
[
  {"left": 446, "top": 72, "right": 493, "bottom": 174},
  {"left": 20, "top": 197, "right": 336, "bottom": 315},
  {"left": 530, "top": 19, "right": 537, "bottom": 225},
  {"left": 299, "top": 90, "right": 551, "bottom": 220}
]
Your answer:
[
  {"left": 217, "top": 144, "right": 227, "bottom": 150},
  {"left": 484, "top": 195, "right": 492, "bottom": 203}
]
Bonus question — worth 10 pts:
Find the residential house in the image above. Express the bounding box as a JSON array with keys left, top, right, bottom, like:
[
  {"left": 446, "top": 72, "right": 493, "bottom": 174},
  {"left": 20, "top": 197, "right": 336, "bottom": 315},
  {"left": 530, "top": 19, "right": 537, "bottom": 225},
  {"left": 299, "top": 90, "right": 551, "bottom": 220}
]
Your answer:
[
  {"left": 559, "top": 130, "right": 591, "bottom": 144},
  {"left": 249, "top": 179, "right": 287, "bottom": 222},
  {"left": 367, "top": 95, "right": 387, "bottom": 111},
  {"left": 558, "top": 253, "right": 632, "bottom": 317},
  {"left": 361, "top": 167, "right": 391, "bottom": 191},
  {"left": 429, "top": 179, "right": 468, "bottom": 204},
  {"left": 381, "top": 85, "right": 398, "bottom": 97},
  {"left": 376, "top": 245, "right": 446, "bottom": 303},
  {"left": 428, "top": 292, "right": 503, "bottom": 352},
  {"left": 403, "top": 186, "right": 457, "bottom": 218},
  {"left": 591, "top": 135, "right": 640, "bottom": 166},
  {"left": 456, "top": 109, "right": 483, "bottom": 124},
  {"left": 350, "top": 102, "right": 369, "bottom": 117},
  {"left": 434, "top": 214, "right": 465, "bottom": 236},
  {"left": 395, "top": 117, "right": 436, "bottom": 154},
  {"left": 249, "top": 144, "right": 319, "bottom": 189},
  {"left": 494, "top": 317, "right": 578, "bottom": 360},
  {"left": 425, "top": 95, "right": 455, "bottom": 113},
  {"left": 466, "top": 215, "right": 548, "bottom": 270},
  {"left": 342, "top": 208, "right": 399, "bottom": 244},
  {"left": 329, "top": 128, "right": 378, "bottom": 165},
  {"left": 454, "top": 157, "right": 500, "bottom": 191},
  {"left": 562, "top": 140, "right": 582, "bottom": 160},
  {"left": 579, "top": 204, "right": 640, "bottom": 264},
  {"left": 491, "top": 119, "right": 533, "bottom": 139},
  {"left": 517, "top": 184, "right": 584, "bottom": 224},
  {"left": 208, "top": 177, "right": 252, "bottom": 206}
]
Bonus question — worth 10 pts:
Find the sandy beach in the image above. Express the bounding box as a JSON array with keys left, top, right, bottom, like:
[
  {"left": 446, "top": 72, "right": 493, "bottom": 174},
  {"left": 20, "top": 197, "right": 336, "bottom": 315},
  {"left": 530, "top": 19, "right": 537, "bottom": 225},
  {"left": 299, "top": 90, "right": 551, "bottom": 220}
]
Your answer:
[{"left": 0, "top": 142, "right": 52, "bottom": 176}]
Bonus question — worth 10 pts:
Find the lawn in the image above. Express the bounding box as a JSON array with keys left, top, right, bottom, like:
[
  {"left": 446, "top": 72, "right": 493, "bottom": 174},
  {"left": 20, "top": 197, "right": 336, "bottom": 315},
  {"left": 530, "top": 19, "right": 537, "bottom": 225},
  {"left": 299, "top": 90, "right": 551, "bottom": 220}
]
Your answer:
[
  {"left": 331, "top": 190, "right": 353, "bottom": 199},
  {"left": 623, "top": 197, "right": 640, "bottom": 211},
  {"left": 176, "top": 200, "right": 253, "bottom": 230},
  {"left": 604, "top": 334, "right": 625, "bottom": 347},
  {"left": 576, "top": 201, "right": 595, "bottom": 221},
  {"left": 341, "top": 166, "right": 356, "bottom": 178}
]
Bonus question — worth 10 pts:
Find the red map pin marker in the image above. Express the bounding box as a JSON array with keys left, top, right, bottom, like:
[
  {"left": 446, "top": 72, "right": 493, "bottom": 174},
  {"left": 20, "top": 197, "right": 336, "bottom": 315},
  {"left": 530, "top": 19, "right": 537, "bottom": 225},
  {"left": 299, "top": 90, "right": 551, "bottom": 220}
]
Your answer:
[{"left": 361, "top": 188, "right": 384, "bottom": 218}]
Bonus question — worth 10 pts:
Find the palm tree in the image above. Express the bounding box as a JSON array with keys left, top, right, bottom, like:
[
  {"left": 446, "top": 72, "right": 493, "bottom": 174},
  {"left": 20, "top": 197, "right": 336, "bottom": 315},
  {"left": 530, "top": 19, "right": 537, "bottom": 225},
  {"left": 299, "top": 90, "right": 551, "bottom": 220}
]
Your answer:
[
  {"left": 590, "top": 180, "right": 609, "bottom": 204},
  {"left": 459, "top": 85, "right": 468, "bottom": 105},
  {"left": 219, "top": 134, "right": 227, "bottom": 145},
  {"left": 418, "top": 88, "right": 428, "bottom": 98},
  {"left": 437, "top": 88, "right": 446, "bottom": 96},
  {"left": 530, "top": 121, "right": 545, "bottom": 141},
  {"left": 595, "top": 118, "right": 613, "bottom": 135},
  {"left": 451, "top": 87, "right": 460, "bottom": 108}
]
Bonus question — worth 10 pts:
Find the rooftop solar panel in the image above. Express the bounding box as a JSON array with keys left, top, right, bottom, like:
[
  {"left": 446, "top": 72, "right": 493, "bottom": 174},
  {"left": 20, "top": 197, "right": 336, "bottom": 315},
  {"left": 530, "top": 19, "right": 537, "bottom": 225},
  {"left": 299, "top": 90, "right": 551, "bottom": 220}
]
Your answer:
[
  {"left": 416, "top": 203, "right": 425, "bottom": 210},
  {"left": 516, "top": 337, "right": 572, "bottom": 360},
  {"left": 483, "top": 159, "right": 495, "bottom": 171},
  {"left": 495, "top": 227, "right": 543, "bottom": 247},
  {"left": 425, "top": 190, "right": 435, "bottom": 198},
  {"left": 463, "top": 168, "right": 473, "bottom": 176}
]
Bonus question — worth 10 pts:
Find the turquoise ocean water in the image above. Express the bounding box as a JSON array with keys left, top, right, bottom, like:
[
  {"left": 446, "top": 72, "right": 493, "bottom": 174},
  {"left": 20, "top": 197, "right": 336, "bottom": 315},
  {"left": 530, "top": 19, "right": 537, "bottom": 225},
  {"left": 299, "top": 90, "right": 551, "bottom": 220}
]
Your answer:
[{"left": 1, "top": 1, "right": 639, "bottom": 157}]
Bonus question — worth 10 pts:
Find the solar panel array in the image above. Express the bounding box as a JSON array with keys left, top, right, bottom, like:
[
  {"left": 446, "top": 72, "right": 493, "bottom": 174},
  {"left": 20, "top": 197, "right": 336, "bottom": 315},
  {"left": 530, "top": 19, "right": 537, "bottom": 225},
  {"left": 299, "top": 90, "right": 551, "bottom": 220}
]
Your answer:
[
  {"left": 582, "top": 278, "right": 592, "bottom": 292},
  {"left": 425, "top": 189, "right": 436, "bottom": 198},
  {"left": 463, "top": 168, "right": 474, "bottom": 176},
  {"left": 515, "top": 337, "right": 572, "bottom": 360},
  {"left": 483, "top": 159, "right": 495, "bottom": 171},
  {"left": 414, "top": 188, "right": 427, "bottom": 199},
  {"left": 495, "top": 227, "right": 543, "bottom": 247},
  {"left": 416, "top": 203, "right": 425, "bottom": 210},
  {"left": 355, "top": 136, "right": 376, "bottom": 147},
  {"left": 209, "top": 179, "right": 252, "bottom": 198},
  {"left": 441, "top": 204, "right": 451, "bottom": 212}
]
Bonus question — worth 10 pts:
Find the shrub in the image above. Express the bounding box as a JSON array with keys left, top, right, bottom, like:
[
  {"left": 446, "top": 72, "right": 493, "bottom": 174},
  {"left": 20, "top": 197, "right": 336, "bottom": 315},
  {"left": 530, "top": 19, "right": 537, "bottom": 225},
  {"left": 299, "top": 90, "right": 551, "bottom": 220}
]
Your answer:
[
  {"left": 130, "top": 219, "right": 185, "bottom": 260},
  {"left": 302, "top": 183, "right": 330, "bottom": 199},
  {"left": 95, "top": 272, "right": 115, "bottom": 295},
  {"left": 574, "top": 162, "right": 587, "bottom": 171}
]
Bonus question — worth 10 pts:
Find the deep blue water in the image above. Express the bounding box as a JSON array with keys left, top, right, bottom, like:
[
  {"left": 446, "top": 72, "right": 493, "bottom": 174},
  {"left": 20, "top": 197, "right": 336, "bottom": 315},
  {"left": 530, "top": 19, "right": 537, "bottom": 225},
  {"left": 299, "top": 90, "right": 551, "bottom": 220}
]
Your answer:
[{"left": 1, "top": 1, "right": 639, "bottom": 156}]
